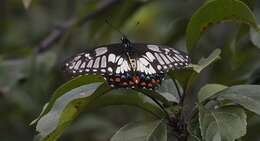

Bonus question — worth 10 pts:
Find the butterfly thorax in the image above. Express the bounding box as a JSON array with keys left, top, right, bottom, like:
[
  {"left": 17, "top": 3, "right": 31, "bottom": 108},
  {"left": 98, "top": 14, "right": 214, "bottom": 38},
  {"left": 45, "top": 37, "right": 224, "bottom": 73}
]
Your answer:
[{"left": 121, "top": 37, "right": 138, "bottom": 71}]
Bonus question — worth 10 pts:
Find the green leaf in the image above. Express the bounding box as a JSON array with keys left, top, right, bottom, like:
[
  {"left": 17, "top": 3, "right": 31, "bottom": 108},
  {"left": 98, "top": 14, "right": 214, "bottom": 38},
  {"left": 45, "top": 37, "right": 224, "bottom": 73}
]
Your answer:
[
  {"left": 186, "top": 0, "right": 258, "bottom": 51},
  {"left": 158, "top": 79, "right": 183, "bottom": 103},
  {"left": 22, "top": 0, "right": 32, "bottom": 9},
  {"left": 217, "top": 85, "right": 260, "bottom": 115},
  {"left": 36, "top": 82, "right": 108, "bottom": 141},
  {"left": 110, "top": 119, "right": 167, "bottom": 141},
  {"left": 199, "top": 106, "right": 247, "bottom": 141},
  {"left": 36, "top": 87, "right": 166, "bottom": 141},
  {"left": 88, "top": 89, "right": 166, "bottom": 118},
  {"left": 138, "top": 89, "right": 172, "bottom": 107},
  {"left": 192, "top": 49, "right": 221, "bottom": 73},
  {"left": 33, "top": 75, "right": 105, "bottom": 123},
  {"left": 34, "top": 76, "right": 165, "bottom": 141},
  {"left": 198, "top": 84, "right": 227, "bottom": 103}
]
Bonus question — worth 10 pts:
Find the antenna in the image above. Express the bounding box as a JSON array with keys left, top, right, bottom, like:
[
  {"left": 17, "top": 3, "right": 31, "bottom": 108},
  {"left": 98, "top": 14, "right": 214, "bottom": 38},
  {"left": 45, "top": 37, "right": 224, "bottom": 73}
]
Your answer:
[{"left": 105, "top": 19, "right": 127, "bottom": 38}]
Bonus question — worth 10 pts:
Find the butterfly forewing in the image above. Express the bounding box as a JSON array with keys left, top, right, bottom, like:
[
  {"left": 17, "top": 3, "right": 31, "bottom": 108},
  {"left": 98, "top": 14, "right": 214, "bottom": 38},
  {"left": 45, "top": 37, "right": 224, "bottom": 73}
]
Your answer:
[
  {"left": 64, "top": 44, "right": 129, "bottom": 76},
  {"left": 132, "top": 44, "right": 190, "bottom": 74}
]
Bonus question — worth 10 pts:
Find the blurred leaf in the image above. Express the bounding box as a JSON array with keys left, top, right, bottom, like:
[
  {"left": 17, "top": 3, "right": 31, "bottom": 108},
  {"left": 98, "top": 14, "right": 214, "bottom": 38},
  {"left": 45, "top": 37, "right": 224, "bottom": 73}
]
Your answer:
[
  {"left": 0, "top": 59, "right": 28, "bottom": 93},
  {"left": 110, "top": 119, "right": 167, "bottom": 141},
  {"left": 250, "top": 26, "right": 260, "bottom": 49},
  {"left": 217, "top": 85, "right": 260, "bottom": 115},
  {"left": 192, "top": 49, "right": 221, "bottom": 73},
  {"left": 22, "top": 0, "right": 32, "bottom": 9},
  {"left": 197, "top": 84, "right": 227, "bottom": 103},
  {"left": 186, "top": 0, "right": 258, "bottom": 51},
  {"left": 199, "top": 106, "right": 247, "bottom": 141}
]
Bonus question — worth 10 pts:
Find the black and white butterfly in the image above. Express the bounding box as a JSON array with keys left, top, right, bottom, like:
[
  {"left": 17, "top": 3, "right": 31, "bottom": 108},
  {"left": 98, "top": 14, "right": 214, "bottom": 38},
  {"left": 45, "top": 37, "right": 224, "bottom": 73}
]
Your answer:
[{"left": 64, "top": 37, "right": 191, "bottom": 90}]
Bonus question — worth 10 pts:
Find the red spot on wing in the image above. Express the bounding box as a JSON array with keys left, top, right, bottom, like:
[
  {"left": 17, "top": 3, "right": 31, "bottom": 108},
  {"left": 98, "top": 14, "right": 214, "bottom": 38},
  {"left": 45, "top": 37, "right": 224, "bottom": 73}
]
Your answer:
[{"left": 132, "top": 76, "right": 140, "bottom": 84}]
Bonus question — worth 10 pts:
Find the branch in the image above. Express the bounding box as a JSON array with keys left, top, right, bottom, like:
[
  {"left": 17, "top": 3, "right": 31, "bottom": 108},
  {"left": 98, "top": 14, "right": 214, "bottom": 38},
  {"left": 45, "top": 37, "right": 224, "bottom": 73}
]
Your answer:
[{"left": 36, "top": 0, "right": 123, "bottom": 53}]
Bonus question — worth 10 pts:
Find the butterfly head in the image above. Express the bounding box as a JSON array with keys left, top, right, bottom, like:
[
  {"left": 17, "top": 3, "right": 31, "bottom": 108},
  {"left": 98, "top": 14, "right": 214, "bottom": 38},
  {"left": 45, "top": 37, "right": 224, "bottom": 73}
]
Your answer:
[{"left": 121, "top": 36, "right": 131, "bottom": 49}]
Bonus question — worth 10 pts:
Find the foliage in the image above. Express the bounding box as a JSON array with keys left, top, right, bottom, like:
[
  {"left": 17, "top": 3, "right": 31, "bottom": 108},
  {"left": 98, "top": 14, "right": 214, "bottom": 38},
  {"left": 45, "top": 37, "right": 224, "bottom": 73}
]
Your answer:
[{"left": 1, "top": 0, "right": 260, "bottom": 141}]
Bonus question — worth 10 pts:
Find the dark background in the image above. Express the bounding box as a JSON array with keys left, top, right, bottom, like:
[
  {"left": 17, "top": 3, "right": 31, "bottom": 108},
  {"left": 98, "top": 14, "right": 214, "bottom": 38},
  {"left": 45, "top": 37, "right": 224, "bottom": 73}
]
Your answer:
[{"left": 0, "top": 0, "right": 260, "bottom": 141}]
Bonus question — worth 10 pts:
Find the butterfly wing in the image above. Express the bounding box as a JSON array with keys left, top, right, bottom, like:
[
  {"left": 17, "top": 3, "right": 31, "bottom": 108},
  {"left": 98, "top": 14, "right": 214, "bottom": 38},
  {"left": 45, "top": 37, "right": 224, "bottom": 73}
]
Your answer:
[
  {"left": 63, "top": 44, "right": 131, "bottom": 76},
  {"left": 132, "top": 43, "right": 190, "bottom": 74},
  {"left": 63, "top": 43, "right": 191, "bottom": 89}
]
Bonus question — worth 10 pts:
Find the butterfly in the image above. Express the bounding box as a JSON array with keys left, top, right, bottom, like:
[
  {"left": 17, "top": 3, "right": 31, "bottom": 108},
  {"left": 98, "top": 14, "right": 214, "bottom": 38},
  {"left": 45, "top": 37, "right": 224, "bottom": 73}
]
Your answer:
[{"left": 64, "top": 37, "right": 191, "bottom": 90}]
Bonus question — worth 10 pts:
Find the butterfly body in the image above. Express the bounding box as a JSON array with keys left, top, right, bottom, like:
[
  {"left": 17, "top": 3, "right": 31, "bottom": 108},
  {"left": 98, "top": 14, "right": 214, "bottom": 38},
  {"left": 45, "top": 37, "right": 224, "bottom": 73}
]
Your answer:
[{"left": 64, "top": 37, "right": 190, "bottom": 90}]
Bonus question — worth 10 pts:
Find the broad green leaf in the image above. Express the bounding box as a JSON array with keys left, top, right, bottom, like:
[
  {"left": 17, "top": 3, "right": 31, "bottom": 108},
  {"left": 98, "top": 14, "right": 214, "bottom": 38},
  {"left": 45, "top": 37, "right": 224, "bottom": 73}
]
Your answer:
[
  {"left": 198, "top": 84, "right": 227, "bottom": 103},
  {"left": 217, "top": 85, "right": 260, "bottom": 115},
  {"left": 32, "top": 75, "right": 105, "bottom": 124},
  {"left": 110, "top": 119, "right": 167, "bottom": 141},
  {"left": 186, "top": 0, "right": 258, "bottom": 51},
  {"left": 199, "top": 106, "right": 247, "bottom": 141},
  {"left": 36, "top": 82, "right": 108, "bottom": 141},
  {"left": 35, "top": 77, "right": 165, "bottom": 141},
  {"left": 22, "top": 0, "right": 32, "bottom": 9},
  {"left": 158, "top": 79, "right": 183, "bottom": 103},
  {"left": 87, "top": 89, "right": 166, "bottom": 118},
  {"left": 250, "top": 26, "right": 260, "bottom": 49},
  {"left": 138, "top": 89, "right": 172, "bottom": 107},
  {"left": 36, "top": 88, "right": 165, "bottom": 141},
  {"left": 192, "top": 49, "right": 221, "bottom": 73}
]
